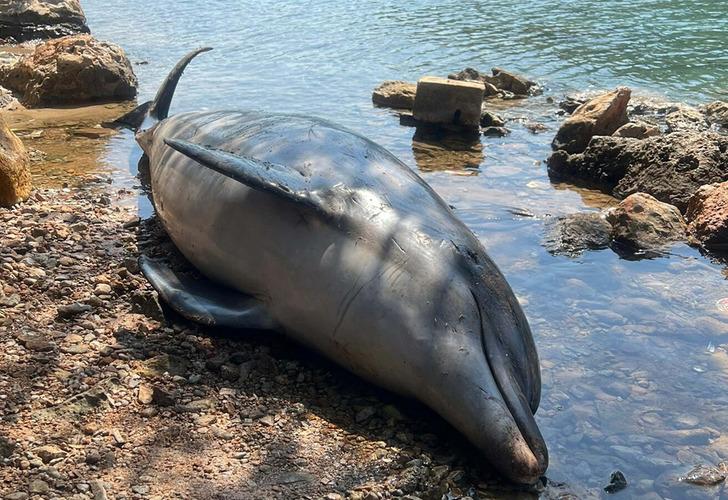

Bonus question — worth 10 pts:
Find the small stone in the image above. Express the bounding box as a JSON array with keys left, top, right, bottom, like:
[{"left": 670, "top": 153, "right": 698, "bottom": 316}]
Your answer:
[
  {"left": 5, "top": 493, "right": 29, "bottom": 500},
  {"left": 29, "top": 479, "right": 50, "bottom": 494},
  {"left": 131, "top": 484, "right": 149, "bottom": 495},
  {"left": 176, "top": 398, "right": 215, "bottom": 413},
  {"left": 89, "top": 479, "right": 109, "bottom": 500},
  {"left": 604, "top": 470, "right": 627, "bottom": 494},
  {"left": 606, "top": 193, "right": 687, "bottom": 249},
  {"left": 479, "top": 110, "right": 505, "bottom": 127},
  {"left": 220, "top": 363, "right": 239, "bottom": 382},
  {"left": 35, "top": 444, "right": 65, "bottom": 463},
  {"left": 259, "top": 415, "right": 275, "bottom": 426},
  {"left": 137, "top": 384, "right": 153, "bottom": 404},
  {"left": 93, "top": 283, "right": 112, "bottom": 295},
  {"left": 57, "top": 302, "right": 92, "bottom": 319},
  {"left": 482, "top": 126, "right": 510, "bottom": 137}
]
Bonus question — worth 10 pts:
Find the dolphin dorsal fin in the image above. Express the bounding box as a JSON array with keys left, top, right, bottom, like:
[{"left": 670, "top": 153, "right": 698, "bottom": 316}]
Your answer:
[
  {"left": 149, "top": 47, "right": 213, "bottom": 121},
  {"left": 164, "top": 138, "right": 329, "bottom": 215}
]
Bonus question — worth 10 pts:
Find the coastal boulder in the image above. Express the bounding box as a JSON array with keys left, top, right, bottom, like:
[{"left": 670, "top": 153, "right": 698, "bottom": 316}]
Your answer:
[
  {"left": 372, "top": 80, "right": 417, "bottom": 110},
  {"left": 612, "top": 121, "right": 659, "bottom": 139},
  {"left": 0, "top": 115, "right": 32, "bottom": 207},
  {"left": 548, "top": 131, "right": 728, "bottom": 212},
  {"left": 552, "top": 87, "right": 631, "bottom": 154},
  {"left": 0, "top": 0, "right": 89, "bottom": 42},
  {"left": 413, "top": 76, "right": 484, "bottom": 129},
  {"left": 686, "top": 182, "right": 728, "bottom": 250},
  {"left": 0, "top": 34, "right": 137, "bottom": 106},
  {"left": 606, "top": 193, "right": 687, "bottom": 249}
]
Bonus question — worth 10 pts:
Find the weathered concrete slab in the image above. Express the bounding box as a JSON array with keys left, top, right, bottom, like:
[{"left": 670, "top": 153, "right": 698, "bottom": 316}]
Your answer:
[{"left": 413, "top": 76, "right": 484, "bottom": 129}]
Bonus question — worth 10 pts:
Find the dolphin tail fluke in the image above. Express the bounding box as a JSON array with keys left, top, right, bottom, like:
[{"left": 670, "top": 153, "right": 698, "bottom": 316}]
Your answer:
[
  {"left": 164, "top": 138, "right": 329, "bottom": 215},
  {"left": 111, "top": 47, "right": 212, "bottom": 131},
  {"left": 139, "top": 256, "right": 277, "bottom": 330}
]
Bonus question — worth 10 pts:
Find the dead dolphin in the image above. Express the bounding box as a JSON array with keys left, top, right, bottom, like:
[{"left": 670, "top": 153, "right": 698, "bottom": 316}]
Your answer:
[{"left": 125, "top": 48, "right": 548, "bottom": 483}]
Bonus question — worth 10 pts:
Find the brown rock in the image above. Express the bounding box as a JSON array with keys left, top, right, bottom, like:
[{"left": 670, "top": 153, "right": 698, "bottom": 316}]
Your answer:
[
  {"left": 0, "top": 34, "right": 137, "bottom": 106},
  {"left": 448, "top": 67, "right": 537, "bottom": 96},
  {"left": 489, "top": 67, "right": 537, "bottom": 96},
  {"left": 612, "top": 121, "right": 660, "bottom": 139},
  {"left": 552, "top": 87, "right": 631, "bottom": 153},
  {"left": 413, "top": 76, "right": 484, "bottom": 129},
  {"left": 686, "top": 182, "right": 728, "bottom": 250},
  {"left": 703, "top": 101, "right": 728, "bottom": 128},
  {"left": 0, "top": 114, "right": 31, "bottom": 207},
  {"left": 606, "top": 193, "right": 687, "bottom": 249},
  {"left": 665, "top": 106, "right": 709, "bottom": 132},
  {"left": 35, "top": 444, "right": 65, "bottom": 463},
  {"left": 0, "top": 0, "right": 89, "bottom": 42},
  {"left": 372, "top": 81, "right": 416, "bottom": 110},
  {"left": 548, "top": 131, "right": 728, "bottom": 211}
]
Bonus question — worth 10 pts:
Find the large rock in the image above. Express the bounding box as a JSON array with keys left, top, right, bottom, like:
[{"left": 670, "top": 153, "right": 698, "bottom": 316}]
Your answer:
[
  {"left": 0, "top": 0, "right": 89, "bottom": 42},
  {"left": 606, "top": 193, "right": 687, "bottom": 249},
  {"left": 543, "top": 212, "right": 612, "bottom": 256},
  {"left": 372, "top": 80, "right": 417, "bottom": 110},
  {"left": 0, "top": 114, "right": 32, "bottom": 207},
  {"left": 0, "top": 34, "right": 137, "bottom": 106},
  {"left": 548, "top": 131, "right": 728, "bottom": 212},
  {"left": 552, "top": 87, "right": 631, "bottom": 154},
  {"left": 412, "top": 76, "right": 484, "bottom": 129},
  {"left": 686, "top": 182, "right": 728, "bottom": 250}
]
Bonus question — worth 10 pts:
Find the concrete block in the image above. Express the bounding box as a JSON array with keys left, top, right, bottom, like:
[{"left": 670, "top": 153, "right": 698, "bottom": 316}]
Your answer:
[{"left": 413, "top": 76, "right": 485, "bottom": 129}]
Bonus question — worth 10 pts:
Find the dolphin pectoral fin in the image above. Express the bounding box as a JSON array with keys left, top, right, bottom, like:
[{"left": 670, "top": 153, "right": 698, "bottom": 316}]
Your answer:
[
  {"left": 139, "top": 256, "right": 277, "bottom": 330},
  {"left": 163, "top": 138, "right": 327, "bottom": 215}
]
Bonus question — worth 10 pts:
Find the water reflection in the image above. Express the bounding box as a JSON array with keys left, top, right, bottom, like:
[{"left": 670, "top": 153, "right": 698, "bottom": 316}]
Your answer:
[{"left": 410, "top": 125, "right": 483, "bottom": 174}]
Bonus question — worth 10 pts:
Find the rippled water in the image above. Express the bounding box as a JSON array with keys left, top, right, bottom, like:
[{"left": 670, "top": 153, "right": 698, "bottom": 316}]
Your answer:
[{"left": 79, "top": 0, "right": 728, "bottom": 497}]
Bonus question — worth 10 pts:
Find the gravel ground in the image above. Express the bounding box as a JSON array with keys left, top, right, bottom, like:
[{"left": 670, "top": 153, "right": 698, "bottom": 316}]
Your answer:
[{"left": 0, "top": 182, "right": 587, "bottom": 499}]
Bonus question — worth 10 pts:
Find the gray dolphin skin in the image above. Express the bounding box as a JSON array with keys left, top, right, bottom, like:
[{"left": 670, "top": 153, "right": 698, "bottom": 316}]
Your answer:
[{"left": 129, "top": 48, "right": 548, "bottom": 483}]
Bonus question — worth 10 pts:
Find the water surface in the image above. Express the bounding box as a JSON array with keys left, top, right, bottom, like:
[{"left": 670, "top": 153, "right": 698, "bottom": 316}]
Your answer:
[{"left": 80, "top": 1, "right": 728, "bottom": 497}]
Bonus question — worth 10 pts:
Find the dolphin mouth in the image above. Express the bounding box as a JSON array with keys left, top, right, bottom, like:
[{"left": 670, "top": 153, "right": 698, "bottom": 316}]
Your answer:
[{"left": 471, "top": 289, "right": 549, "bottom": 483}]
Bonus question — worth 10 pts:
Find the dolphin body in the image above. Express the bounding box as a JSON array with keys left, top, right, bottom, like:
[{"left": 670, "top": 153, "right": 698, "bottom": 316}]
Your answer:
[{"left": 129, "top": 49, "right": 548, "bottom": 483}]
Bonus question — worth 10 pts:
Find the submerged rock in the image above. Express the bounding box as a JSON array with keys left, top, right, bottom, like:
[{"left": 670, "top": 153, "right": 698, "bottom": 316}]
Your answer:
[
  {"left": 0, "top": 0, "right": 89, "bottom": 42},
  {"left": 548, "top": 131, "right": 728, "bottom": 211},
  {"left": 606, "top": 193, "right": 687, "bottom": 249},
  {"left": 412, "top": 76, "right": 484, "bottom": 129},
  {"left": 604, "top": 471, "right": 627, "bottom": 494},
  {"left": 552, "top": 87, "right": 631, "bottom": 154},
  {"left": 372, "top": 80, "right": 417, "bottom": 110},
  {"left": 479, "top": 110, "right": 505, "bottom": 127},
  {"left": 686, "top": 182, "right": 728, "bottom": 250},
  {"left": 0, "top": 34, "right": 137, "bottom": 106},
  {"left": 543, "top": 212, "right": 612, "bottom": 256},
  {"left": 681, "top": 463, "right": 728, "bottom": 486},
  {"left": 612, "top": 121, "right": 659, "bottom": 139},
  {"left": 0, "top": 114, "right": 32, "bottom": 207}
]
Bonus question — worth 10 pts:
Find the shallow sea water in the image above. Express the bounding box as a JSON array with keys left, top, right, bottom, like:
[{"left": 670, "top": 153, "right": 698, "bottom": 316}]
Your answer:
[{"left": 68, "top": 0, "right": 728, "bottom": 496}]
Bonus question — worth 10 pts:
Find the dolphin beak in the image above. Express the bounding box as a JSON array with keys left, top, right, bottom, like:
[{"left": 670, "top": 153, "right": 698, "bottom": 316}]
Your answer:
[
  {"left": 474, "top": 288, "right": 548, "bottom": 483},
  {"left": 428, "top": 287, "right": 548, "bottom": 484}
]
